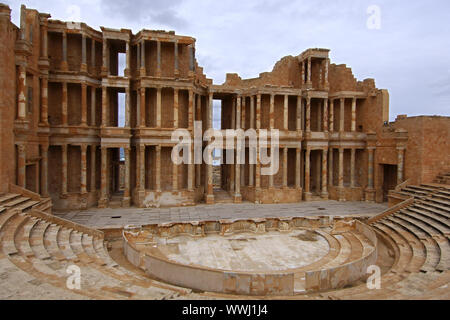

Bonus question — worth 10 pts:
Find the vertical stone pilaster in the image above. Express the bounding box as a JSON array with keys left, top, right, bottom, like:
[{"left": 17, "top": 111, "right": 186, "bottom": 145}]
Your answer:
[
  {"left": 268, "top": 149, "right": 274, "bottom": 188},
  {"left": 174, "top": 40, "right": 179, "bottom": 77},
  {"left": 328, "top": 148, "right": 334, "bottom": 187},
  {"left": 172, "top": 149, "right": 178, "bottom": 192},
  {"left": 283, "top": 95, "right": 288, "bottom": 131},
  {"left": 188, "top": 89, "right": 193, "bottom": 129},
  {"left": 123, "top": 148, "right": 130, "bottom": 206},
  {"left": 304, "top": 148, "right": 311, "bottom": 196},
  {"left": 301, "top": 61, "right": 305, "bottom": 85},
  {"left": 350, "top": 148, "right": 356, "bottom": 187},
  {"left": 208, "top": 93, "right": 213, "bottom": 129},
  {"left": 40, "top": 144, "right": 49, "bottom": 197},
  {"left": 173, "top": 88, "right": 179, "bottom": 128},
  {"left": 91, "top": 86, "right": 96, "bottom": 126},
  {"left": 140, "top": 88, "right": 146, "bottom": 127},
  {"left": 156, "top": 40, "right": 161, "bottom": 77},
  {"left": 231, "top": 97, "right": 236, "bottom": 129},
  {"left": 188, "top": 144, "right": 194, "bottom": 191},
  {"left": 91, "top": 145, "right": 96, "bottom": 192},
  {"left": 81, "top": 144, "right": 87, "bottom": 194},
  {"left": 306, "top": 97, "right": 311, "bottom": 132},
  {"left": 91, "top": 38, "right": 95, "bottom": 70},
  {"left": 368, "top": 148, "right": 374, "bottom": 189},
  {"left": 329, "top": 99, "right": 334, "bottom": 132},
  {"left": 256, "top": 94, "right": 261, "bottom": 130},
  {"left": 140, "top": 40, "right": 146, "bottom": 76},
  {"left": 40, "top": 77, "right": 48, "bottom": 125},
  {"left": 307, "top": 57, "right": 312, "bottom": 85},
  {"left": 81, "top": 34, "right": 87, "bottom": 72},
  {"left": 241, "top": 96, "right": 246, "bottom": 130},
  {"left": 81, "top": 83, "right": 87, "bottom": 126},
  {"left": 61, "top": 31, "right": 68, "bottom": 71},
  {"left": 340, "top": 98, "right": 345, "bottom": 132},
  {"left": 61, "top": 144, "right": 68, "bottom": 196},
  {"left": 125, "top": 87, "right": 130, "bottom": 127},
  {"left": 156, "top": 145, "right": 161, "bottom": 192},
  {"left": 322, "top": 149, "right": 328, "bottom": 198},
  {"left": 295, "top": 148, "right": 301, "bottom": 189},
  {"left": 323, "top": 99, "right": 328, "bottom": 132},
  {"left": 99, "top": 147, "right": 108, "bottom": 207},
  {"left": 17, "top": 65, "right": 26, "bottom": 120},
  {"left": 250, "top": 95, "right": 255, "bottom": 129},
  {"left": 283, "top": 147, "right": 288, "bottom": 188},
  {"left": 101, "top": 86, "right": 107, "bottom": 127},
  {"left": 269, "top": 94, "right": 274, "bottom": 129},
  {"left": 139, "top": 145, "right": 145, "bottom": 191},
  {"left": 156, "top": 87, "right": 161, "bottom": 128},
  {"left": 17, "top": 144, "right": 26, "bottom": 188},
  {"left": 125, "top": 41, "right": 130, "bottom": 77},
  {"left": 102, "top": 37, "right": 107, "bottom": 75},
  {"left": 397, "top": 147, "right": 405, "bottom": 183},
  {"left": 236, "top": 95, "right": 241, "bottom": 129},
  {"left": 338, "top": 148, "right": 345, "bottom": 201},
  {"left": 296, "top": 96, "right": 302, "bottom": 132},
  {"left": 351, "top": 98, "right": 356, "bottom": 132}
]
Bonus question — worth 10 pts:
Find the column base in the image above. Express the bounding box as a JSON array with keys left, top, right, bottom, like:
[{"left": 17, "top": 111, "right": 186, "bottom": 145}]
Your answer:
[
  {"left": 98, "top": 197, "right": 109, "bottom": 208},
  {"left": 80, "top": 63, "right": 87, "bottom": 73},
  {"left": 321, "top": 192, "right": 329, "bottom": 200},
  {"left": 139, "top": 68, "right": 146, "bottom": 77},
  {"left": 233, "top": 194, "right": 242, "bottom": 203},
  {"left": 337, "top": 187, "right": 346, "bottom": 202},
  {"left": 174, "top": 69, "right": 180, "bottom": 78},
  {"left": 303, "top": 192, "right": 313, "bottom": 201},
  {"left": 121, "top": 197, "right": 131, "bottom": 207},
  {"left": 80, "top": 193, "right": 88, "bottom": 210},
  {"left": 205, "top": 194, "right": 215, "bottom": 204},
  {"left": 61, "top": 61, "right": 69, "bottom": 71},
  {"left": 365, "top": 188, "right": 376, "bottom": 202}
]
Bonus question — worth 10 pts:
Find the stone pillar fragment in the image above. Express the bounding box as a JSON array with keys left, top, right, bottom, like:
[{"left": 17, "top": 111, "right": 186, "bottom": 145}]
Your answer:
[
  {"left": 40, "top": 77, "right": 48, "bottom": 125},
  {"left": 156, "top": 87, "right": 161, "bottom": 127},
  {"left": 91, "top": 87, "right": 96, "bottom": 126},
  {"left": 61, "top": 144, "right": 68, "bottom": 196},
  {"left": 306, "top": 97, "right": 311, "bottom": 132},
  {"left": 283, "top": 147, "right": 288, "bottom": 188},
  {"left": 304, "top": 148, "right": 311, "bottom": 196},
  {"left": 99, "top": 147, "right": 108, "bottom": 207},
  {"left": 295, "top": 148, "right": 301, "bottom": 189},
  {"left": 81, "top": 144, "right": 87, "bottom": 194},
  {"left": 323, "top": 99, "right": 328, "bottom": 132},
  {"left": 156, "top": 145, "right": 161, "bottom": 192},
  {"left": 322, "top": 149, "right": 328, "bottom": 198},
  {"left": 40, "top": 145, "right": 49, "bottom": 197},
  {"left": 17, "top": 144, "right": 26, "bottom": 188},
  {"left": 61, "top": 31, "right": 68, "bottom": 71},
  {"left": 351, "top": 98, "right": 356, "bottom": 132},
  {"left": 329, "top": 99, "right": 334, "bottom": 132},
  {"left": 156, "top": 40, "right": 161, "bottom": 77},
  {"left": 81, "top": 34, "right": 87, "bottom": 72},
  {"left": 283, "top": 95, "right": 288, "bottom": 130},
  {"left": 17, "top": 65, "right": 26, "bottom": 120},
  {"left": 173, "top": 88, "right": 179, "bottom": 128},
  {"left": 350, "top": 148, "right": 356, "bottom": 187},
  {"left": 123, "top": 148, "right": 130, "bottom": 206},
  {"left": 81, "top": 83, "right": 87, "bottom": 126},
  {"left": 91, "top": 145, "right": 96, "bottom": 191}
]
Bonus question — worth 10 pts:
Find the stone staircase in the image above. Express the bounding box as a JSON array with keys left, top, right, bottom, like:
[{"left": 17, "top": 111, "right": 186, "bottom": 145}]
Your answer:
[
  {"left": 434, "top": 171, "right": 450, "bottom": 185},
  {"left": 213, "top": 189, "right": 234, "bottom": 204}
]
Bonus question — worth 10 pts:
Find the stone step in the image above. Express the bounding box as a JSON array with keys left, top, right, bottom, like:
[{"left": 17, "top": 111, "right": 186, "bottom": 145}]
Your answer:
[
  {"left": 14, "top": 200, "right": 40, "bottom": 212},
  {"left": 322, "top": 233, "right": 352, "bottom": 268},
  {"left": 388, "top": 215, "right": 440, "bottom": 272},
  {"left": 43, "top": 224, "right": 67, "bottom": 261},
  {"left": 399, "top": 209, "right": 450, "bottom": 237},
  {"left": 2, "top": 196, "right": 30, "bottom": 208},
  {"left": 0, "top": 193, "right": 20, "bottom": 205},
  {"left": 342, "top": 232, "right": 364, "bottom": 264},
  {"left": 420, "top": 199, "right": 450, "bottom": 214},
  {"left": 383, "top": 218, "right": 426, "bottom": 272},
  {"left": 57, "top": 228, "right": 79, "bottom": 261},
  {"left": 394, "top": 212, "right": 450, "bottom": 271},
  {"left": 411, "top": 204, "right": 450, "bottom": 220},
  {"left": 403, "top": 207, "right": 450, "bottom": 229}
]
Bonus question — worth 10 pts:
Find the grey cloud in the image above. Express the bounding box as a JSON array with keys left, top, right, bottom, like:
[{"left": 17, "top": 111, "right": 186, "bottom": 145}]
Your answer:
[{"left": 100, "top": 0, "right": 187, "bottom": 28}]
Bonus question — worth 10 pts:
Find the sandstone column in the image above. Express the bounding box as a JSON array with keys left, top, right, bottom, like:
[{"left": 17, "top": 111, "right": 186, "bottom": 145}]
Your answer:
[
  {"left": 324, "top": 58, "right": 329, "bottom": 88},
  {"left": 91, "top": 87, "right": 96, "bottom": 126},
  {"left": 40, "top": 77, "right": 48, "bottom": 125},
  {"left": 205, "top": 93, "right": 214, "bottom": 203},
  {"left": 81, "top": 144, "right": 87, "bottom": 194},
  {"left": 295, "top": 148, "right": 301, "bottom": 189},
  {"left": 91, "top": 38, "right": 95, "bottom": 70},
  {"left": 268, "top": 148, "right": 274, "bottom": 188},
  {"left": 91, "top": 145, "right": 96, "bottom": 191},
  {"left": 125, "top": 87, "right": 130, "bottom": 127},
  {"left": 61, "top": 31, "right": 68, "bottom": 71},
  {"left": 328, "top": 148, "right": 334, "bottom": 186},
  {"left": 306, "top": 97, "right": 311, "bottom": 132},
  {"left": 397, "top": 147, "right": 405, "bottom": 183},
  {"left": 125, "top": 40, "right": 130, "bottom": 77},
  {"left": 81, "top": 34, "right": 87, "bottom": 72},
  {"left": 101, "top": 86, "right": 107, "bottom": 127},
  {"left": 329, "top": 99, "right": 334, "bottom": 132},
  {"left": 99, "top": 147, "right": 108, "bottom": 206},
  {"left": 338, "top": 148, "right": 344, "bottom": 201},
  {"left": 323, "top": 99, "right": 328, "bottom": 132},
  {"left": 255, "top": 146, "right": 261, "bottom": 190},
  {"left": 351, "top": 98, "right": 356, "bottom": 132},
  {"left": 17, "top": 144, "right": 26, "bottom": 188},
  {"left": 40, "top": 144, "right": 49, "bottom": 197},
  {"left": 283, "top": 95, "right": 288, "bottom": 131},
  {"left": 174, "top": 41, "right": 179, "bottom": 77},
  {"left": 340, "top": 98, "right": 345, "bottom": 132},
  {"left": 322, "top": 149, "right": 328, "bottom": 198},
  {"left": 307, "top": 57, "right": 312, "bottom": 85},
  {"left": 304, "top": 148, "right": 311, "bottom": 196},
  {"left": 172, "top": 147, "right": 178, "bottom": 192},
  {"left": 241, "top": 97, "right": 246, "bottom": 130},
  {"left": 249, "top": 96, "right": 255, "bottom": 186},
  {"left": 188, "top": 144, "right": 194, "bottom": 191},
  {"left": 173, "top": 88, "right": 178, "bottom": 128},
  {"left": 283, "top": 147, "right": 288, "bottom": 188},
  {"left": 234, "top": 151, "right": 241, "bottom": 202},
  {"left": 236, "top": 95, "right": 241, "bottom": 129},
  {"left": 140, "top": 88, "right": 146, "bottom": 127},
  {"left": 123, "top": 147, "right": 130, "bottom": 206},
  {"left": 62, "top": 82, "right": 68, "bottom": 125},
  {"left": 156, "top": 40, "right": 162, "bottom": 77},
  {"left": 188, "top": 89, "right": 194, "bottom": 129},
  {"left": 231, "top": 97, "right": 236, "bottom": 129},
  {"left": 138, "top": 145, "right": 145, "bottom": 191},
  {"left": 367, "top": 148, "right": 375, "bottom": 190},
  {"left": 297, "top": 96, "right": 302, "bottom": 132},
  {"left": 350, "top": 148, "right": 356, "bottom": 187},
  {"left": 140, "top": 40, "right": 146, "bottom": 76},
  {"left": 269, "top": 94, "right": 274, "bottom": 129},
  {"left": 156, "top": 87, "right": 162, "bottom": 127},
  {"left": 81, "top": 83, "right": 87, "bottom": 126},
  {"left": 61, "top": 144, "right": 68, "bottom": 196},
  {"left": 17, "top": 65, "right": 26, "bottom": 120},
  {"left": 156, "top": 145, "right": 161, "bottom": 192}
]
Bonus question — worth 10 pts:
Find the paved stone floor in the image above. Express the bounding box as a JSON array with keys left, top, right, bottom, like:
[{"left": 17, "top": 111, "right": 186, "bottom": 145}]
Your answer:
[{"left": 55, "top": 201, "right": 388, "bottom": 229}]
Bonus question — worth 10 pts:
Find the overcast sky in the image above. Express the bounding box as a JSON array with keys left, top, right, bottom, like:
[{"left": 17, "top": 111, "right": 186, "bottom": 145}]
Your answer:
[{"left": 6, "top": 0, "right": 450, "bottom": 121}]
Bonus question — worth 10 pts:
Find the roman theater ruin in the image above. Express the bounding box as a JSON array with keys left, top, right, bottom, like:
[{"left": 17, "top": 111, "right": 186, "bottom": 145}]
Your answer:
[{"left": 0, "top": 4, "right": 449, "bottom": 299}]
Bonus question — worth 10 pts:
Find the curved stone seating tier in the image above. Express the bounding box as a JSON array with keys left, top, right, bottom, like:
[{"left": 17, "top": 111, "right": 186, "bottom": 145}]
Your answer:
[{"left": 122, "top": 217, "right": 377, "bottom": 296}]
